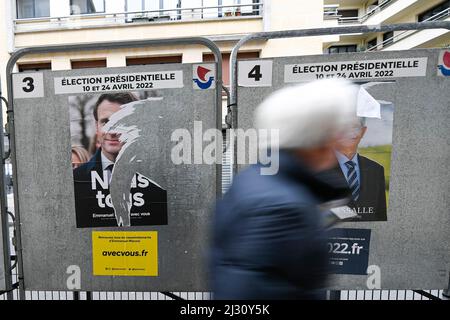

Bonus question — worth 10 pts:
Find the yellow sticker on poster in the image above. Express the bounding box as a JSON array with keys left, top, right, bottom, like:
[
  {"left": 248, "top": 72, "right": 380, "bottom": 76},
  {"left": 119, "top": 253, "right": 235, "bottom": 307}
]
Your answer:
[{"left": 92, "top": 231, "right": 158, "bottom": 276}]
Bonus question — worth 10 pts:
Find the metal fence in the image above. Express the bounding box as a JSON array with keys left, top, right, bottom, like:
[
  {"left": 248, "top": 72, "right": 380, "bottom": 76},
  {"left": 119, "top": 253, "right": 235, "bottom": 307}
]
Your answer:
[
  {"left": 2, "top": 289, "right": 448, "bottom": 300},
  {"left": 1, "top": 21, "right": 450, "bottom": 301},
  {"left": 1, "top": 142, "right": 448, "bottom": 301}
]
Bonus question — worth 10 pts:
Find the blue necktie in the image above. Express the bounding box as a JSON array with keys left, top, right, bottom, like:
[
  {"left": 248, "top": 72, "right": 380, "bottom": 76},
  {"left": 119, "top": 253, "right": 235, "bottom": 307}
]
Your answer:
[
  {"left": 345, "top": 160, "right": 359, "bottom": 201},
  {"left": 106, "top": 164, "right": 114, "bottom": 184}
]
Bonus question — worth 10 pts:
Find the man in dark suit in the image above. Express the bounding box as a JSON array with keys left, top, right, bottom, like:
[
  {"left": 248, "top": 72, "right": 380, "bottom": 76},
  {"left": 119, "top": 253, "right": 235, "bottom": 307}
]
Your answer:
[
  {"left": 332, "top": 117, "right": 387, "bottom": 221},
  {"left": 73, "top": 93, "right": 167, "bottom": 228}
]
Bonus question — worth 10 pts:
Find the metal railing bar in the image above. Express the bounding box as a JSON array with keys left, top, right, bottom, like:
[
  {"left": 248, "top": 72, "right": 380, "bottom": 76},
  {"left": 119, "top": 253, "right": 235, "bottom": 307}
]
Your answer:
[
  {"left": 160, "top": 292, "right": 184, "bottom": 300},
  {"left": 360, "top": 0, "right": 396, "bottom": 22},
  {"left": 15, "top": 10, "right": 262, "bottom": 25},
  {"left": 367, "top": 8, "right": 450, "bottom": 51},
  {"left": 14, "top": 2, "right": 264, "bottom": 23},
  {"left": 325, "top": 0, "right": 397, "bottom": 23},
  {"left": 413, "top": 289, "right": 441, "bottom": 300}
]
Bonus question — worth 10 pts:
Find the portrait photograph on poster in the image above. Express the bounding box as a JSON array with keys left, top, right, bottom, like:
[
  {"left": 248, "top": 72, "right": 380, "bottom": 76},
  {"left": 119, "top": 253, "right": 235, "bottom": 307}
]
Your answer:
[
  {"left": 69, "top": 91, "right": 168, "bottom": 228},
  {"left": 328, "top": 81, "right": 394, "bottom": 222}
]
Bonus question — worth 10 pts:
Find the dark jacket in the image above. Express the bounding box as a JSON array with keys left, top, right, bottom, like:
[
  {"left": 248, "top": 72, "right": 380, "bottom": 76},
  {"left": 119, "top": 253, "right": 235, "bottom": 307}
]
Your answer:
[
  {"left": 73, "top": 149, "right": 167, "bottom": 228},
  {"left": 330, "top": 154, "right": 387, "bottom": 221},
  {"left": 211, "top": 151, "right": 350, "bottom": 300}
]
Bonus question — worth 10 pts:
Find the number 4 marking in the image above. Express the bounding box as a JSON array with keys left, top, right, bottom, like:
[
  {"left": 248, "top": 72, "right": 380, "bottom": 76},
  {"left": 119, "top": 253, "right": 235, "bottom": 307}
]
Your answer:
[
  {"left": 248, "top": 65, "right": 262, "bottom": 81},
  {"left": 238, "top": 60, "right": 272, "bottom": 87}
]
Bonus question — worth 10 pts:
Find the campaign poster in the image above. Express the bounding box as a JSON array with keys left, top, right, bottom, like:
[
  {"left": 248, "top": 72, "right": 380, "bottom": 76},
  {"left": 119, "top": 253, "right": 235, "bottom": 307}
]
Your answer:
[
  {"left": 329, "top": 81, "right": 394, "bottom": 221},
  {"left": 69, "top": 91, "right": 168, "bottom": 228},
  {"left": 92, "top": 231, "right": 158, "bottom": 276},
  {"left": 327, "top": 228, "right": 371, "bottom": 275}
]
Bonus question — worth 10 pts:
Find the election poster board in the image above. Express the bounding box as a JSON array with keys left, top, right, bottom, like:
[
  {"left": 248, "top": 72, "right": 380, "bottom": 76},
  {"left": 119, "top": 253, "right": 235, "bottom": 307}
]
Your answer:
[
  {"left": 69, "top": 91, "right": 168, "bottom": 228},
  {"left": 236, "top": 49, "right": 450, "bottom": 289},
  {"left": 11, "top": 62, "right": 219, "bottom": 291},
  {"left": 328, "top": 82, "right": 394, "bottom": 222}
]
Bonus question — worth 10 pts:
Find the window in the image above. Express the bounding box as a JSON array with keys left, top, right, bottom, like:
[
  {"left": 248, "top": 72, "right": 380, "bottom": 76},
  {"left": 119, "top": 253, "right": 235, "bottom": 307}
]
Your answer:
[
  {"left": 242, "top": 0, "right": 261, "bottom": 16},
  {"left": 126, "top": 0, "right": 167, "bottom": 20},
  {"left": 367, "top": 38, "right": 378, "bottom": 50},
  {"left": 126, "top": 55, "right": 182, "bottom": 66},
  {"left": 70, "top": 0, "right": 105, "bottom": 15},
  {"left": 327, "top": 45, "right": 357, "bottom": 54},
  {"left": 338, "top": 9, "right": 359, "bottom": 22},
  {"left": 338, "top": 9, "right": 359, "bottom": 18},
  {"left": 126, "top": 0, "right": 160, "bottom": 13},
  {"left": 71, "top": 59, "right": 107, "bottom": 69},
  {"left": 418, "top": 1, "right": 450, "bottom": 22},
  {"left": 366, "top": 1, "right": 379, "bottom": 16},
  {"left": 17, "top": 0, "right": 50, "bottom": 19},
  {"left": 382, "top": 31, "right": 394, "bottom": 46},
  {"left": 18, "top": 62, "right": 51, "bottom": 72}
]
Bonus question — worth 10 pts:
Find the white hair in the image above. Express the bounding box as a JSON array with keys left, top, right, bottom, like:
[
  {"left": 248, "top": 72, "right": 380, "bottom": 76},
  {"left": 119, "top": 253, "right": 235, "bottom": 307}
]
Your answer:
[{"left": 254, "top": 78, "right": 359, "bottom": 150}]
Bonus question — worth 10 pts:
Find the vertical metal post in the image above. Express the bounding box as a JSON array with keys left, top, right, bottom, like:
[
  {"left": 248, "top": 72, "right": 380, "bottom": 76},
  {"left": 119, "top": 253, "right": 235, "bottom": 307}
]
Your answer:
[
  {"left": 329, "top": 290, "right": 341, "bottom": 300},
  {"left": 177, "top": 0, "right": 182, "bottom": 20},
  {"left": 0, "top": 77, "right": 14, "bottom": 300},
  {"left": 3, "top": 71, "right": 25, "bottom": 299},
  {"left": 442, "top": 273, "right": 450, "bottom": 298},
  {"left": 253, "top": 0, "right": 259, "bottom": 16}
]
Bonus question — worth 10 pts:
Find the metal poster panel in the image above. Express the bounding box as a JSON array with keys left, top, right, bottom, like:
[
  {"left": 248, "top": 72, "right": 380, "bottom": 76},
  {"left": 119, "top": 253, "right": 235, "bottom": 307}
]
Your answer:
[
  {"left": 11, "top": 62, "right": 219, "bottom": 291},
  {"left": 236, "top": 49, "right": 450, "bottom": 289}
]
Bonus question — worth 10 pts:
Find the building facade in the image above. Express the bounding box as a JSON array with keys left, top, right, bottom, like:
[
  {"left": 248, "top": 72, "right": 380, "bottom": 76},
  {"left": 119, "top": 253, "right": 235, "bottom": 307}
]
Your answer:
[
  {"left": 324, "top": 0, "right": 450, "bottom": 53},
  {"left": 0, "top": 0, "right": 448, "bottom": 97},
  {"left": 0, "top": 1, "right": 326, "bottom": 90}
]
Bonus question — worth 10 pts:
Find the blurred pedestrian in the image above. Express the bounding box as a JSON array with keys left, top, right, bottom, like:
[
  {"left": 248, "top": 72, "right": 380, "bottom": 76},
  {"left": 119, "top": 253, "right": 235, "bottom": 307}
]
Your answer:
[{"left": 211, "top": 79, "right": 357, "bottom": 299}]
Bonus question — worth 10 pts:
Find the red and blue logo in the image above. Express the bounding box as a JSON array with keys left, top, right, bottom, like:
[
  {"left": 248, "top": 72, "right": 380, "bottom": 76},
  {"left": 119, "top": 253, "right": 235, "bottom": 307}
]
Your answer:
[
  {"left": 437, "top": 51, "right": 450, "bottom": 76},
  {"left": 193, "top": 65, "right": 215, "bottom": 89}
]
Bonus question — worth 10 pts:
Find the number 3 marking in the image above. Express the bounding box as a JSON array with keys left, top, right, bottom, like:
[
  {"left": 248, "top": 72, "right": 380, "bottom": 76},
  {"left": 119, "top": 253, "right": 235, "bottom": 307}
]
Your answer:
[{"left": 22, "top": 77, "right": 35, "bottom": 93}]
